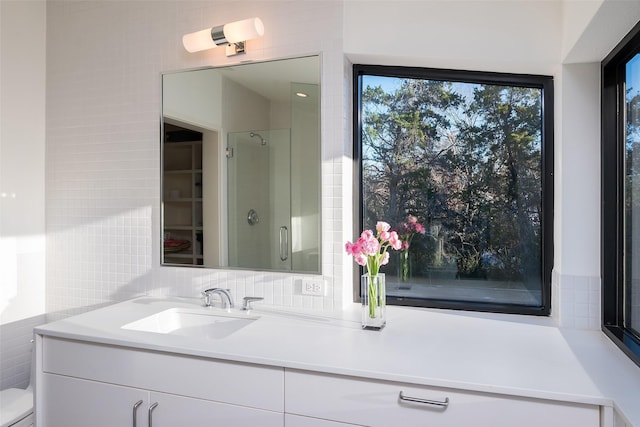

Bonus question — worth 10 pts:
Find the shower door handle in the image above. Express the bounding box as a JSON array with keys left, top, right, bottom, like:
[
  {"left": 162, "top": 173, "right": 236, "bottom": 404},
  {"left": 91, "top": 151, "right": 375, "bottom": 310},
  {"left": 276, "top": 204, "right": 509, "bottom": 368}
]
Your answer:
[{"left": 279, "top": 226, "right": 289, "bottom": 261}]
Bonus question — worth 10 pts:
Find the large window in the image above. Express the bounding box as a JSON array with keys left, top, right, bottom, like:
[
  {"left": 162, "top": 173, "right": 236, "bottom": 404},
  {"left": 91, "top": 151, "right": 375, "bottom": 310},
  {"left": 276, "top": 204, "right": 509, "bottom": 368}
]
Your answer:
[
  {"left": 602, "top": 22, "right": 640, "bottom": 366},
  {"left": 354, "top": 65, "right": 553, "bottom": 315}
]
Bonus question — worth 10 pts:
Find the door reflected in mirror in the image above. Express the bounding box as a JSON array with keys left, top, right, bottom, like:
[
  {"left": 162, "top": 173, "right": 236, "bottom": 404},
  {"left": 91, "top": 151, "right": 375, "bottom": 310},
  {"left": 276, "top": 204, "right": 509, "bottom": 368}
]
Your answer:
[{"left": 161, "top": 56, "right": 321, "bottom": 273}]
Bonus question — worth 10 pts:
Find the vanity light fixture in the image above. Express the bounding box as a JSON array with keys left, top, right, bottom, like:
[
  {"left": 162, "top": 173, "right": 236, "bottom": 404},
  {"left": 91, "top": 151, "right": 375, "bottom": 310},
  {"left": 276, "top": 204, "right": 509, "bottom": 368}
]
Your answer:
[
  {"left": 182, "top": 17, "right": 264, "bottom": 56},
  {"left": 295, "top": 92, "right": 309, "bottom": 98}
]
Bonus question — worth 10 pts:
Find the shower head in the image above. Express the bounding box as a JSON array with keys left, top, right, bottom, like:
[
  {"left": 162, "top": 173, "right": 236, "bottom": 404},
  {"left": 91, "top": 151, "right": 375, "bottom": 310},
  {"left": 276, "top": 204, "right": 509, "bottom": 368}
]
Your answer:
[{"left": 250, "top": 132, "right": 267, "bottom": 145}]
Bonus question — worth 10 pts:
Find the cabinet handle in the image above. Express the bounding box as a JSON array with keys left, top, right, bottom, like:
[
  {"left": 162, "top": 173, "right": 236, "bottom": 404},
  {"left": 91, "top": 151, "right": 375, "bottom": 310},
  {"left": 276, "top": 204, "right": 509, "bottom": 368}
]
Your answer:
[
  {"left": 399, "top": 391, "right": 450, "bottom": 408},
  {"left": 148, "top": 402, "right": 159, "bottom": 427},
  {"left": 279, "top": 226, "right": 289, "bottom": 261},
  {"left": 132, "top": 400, "right": 143, "bottom": 427}
]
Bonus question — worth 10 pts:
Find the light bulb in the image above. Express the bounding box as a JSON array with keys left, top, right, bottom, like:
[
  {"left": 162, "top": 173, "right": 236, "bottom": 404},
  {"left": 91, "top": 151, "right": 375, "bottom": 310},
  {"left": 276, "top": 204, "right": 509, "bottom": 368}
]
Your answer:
[
  {"left": 183, "top": 17, "right": 264, "bottom": 53},
  {"left": 223, "top": 18, "right": 264, "bottom": 44}
]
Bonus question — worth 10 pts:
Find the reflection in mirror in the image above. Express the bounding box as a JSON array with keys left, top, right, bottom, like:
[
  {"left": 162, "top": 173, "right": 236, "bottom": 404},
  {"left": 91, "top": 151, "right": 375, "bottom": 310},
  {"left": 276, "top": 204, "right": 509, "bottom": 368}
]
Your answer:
[{"left": 161, "top": 56, "right": 321, "bottom": 273}]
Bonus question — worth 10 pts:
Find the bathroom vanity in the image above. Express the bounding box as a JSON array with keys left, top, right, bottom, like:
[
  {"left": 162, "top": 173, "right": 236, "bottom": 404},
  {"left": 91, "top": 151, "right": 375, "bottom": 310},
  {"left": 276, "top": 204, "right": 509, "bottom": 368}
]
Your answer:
[{"left": 34, "top": 297, "right": 640, "bottom": 427}]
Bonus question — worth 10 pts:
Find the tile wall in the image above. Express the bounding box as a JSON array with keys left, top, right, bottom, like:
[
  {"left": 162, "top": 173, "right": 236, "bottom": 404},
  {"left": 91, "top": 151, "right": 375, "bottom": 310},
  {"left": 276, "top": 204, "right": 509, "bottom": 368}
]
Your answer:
[
  {"left": 0, "top": 315, "right": 44, "bottom": 390},
  {"left": 45, "top": 1, "right": 349, "bottom": 319},
  {"left": 44, "top": 0, "right": 604, "bottom": 328},
  {"left": 0, "top": 0, "right": 617, "bottom": 394},
  {"left": 553, "top": 271, "right": 601, "bottom": 330}
]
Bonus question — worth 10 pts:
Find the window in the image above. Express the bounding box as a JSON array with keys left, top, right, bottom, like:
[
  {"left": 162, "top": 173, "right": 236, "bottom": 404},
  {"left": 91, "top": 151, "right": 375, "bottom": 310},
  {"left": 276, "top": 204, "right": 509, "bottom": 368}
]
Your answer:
[
  {"left": 354, "top": 65, "right": 553, "bottom": 315},
  {"left": 602, "top": 22, "right": 640, "bottom": 367}
]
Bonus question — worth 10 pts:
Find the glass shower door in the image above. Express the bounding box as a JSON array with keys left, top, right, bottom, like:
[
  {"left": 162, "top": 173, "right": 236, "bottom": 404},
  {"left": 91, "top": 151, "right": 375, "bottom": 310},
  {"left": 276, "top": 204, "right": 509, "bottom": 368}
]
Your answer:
[{"left": 227, "top": 129, "right": 291, "bottom": 270}]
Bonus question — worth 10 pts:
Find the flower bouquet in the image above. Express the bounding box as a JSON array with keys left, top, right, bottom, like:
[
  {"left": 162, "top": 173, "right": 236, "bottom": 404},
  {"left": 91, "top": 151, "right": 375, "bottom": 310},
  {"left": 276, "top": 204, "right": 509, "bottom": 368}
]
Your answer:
[
  {"left": 346, "top": 221, "right": 402, "bottom": 329},
  {"left": 397, "top": 215, "right": 426, "bottom": 282}
]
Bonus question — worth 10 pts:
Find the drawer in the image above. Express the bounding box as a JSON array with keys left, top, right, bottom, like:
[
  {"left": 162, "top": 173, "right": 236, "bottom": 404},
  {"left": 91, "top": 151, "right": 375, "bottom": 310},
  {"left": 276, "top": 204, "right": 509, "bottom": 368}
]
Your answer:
[
  {"left": 285, "top": 414, "right": 358, "bottom": 427},
  {"left": 42, "top": 336, "right": 284, "bottom": 412},
  {"left": 285, "top": 370, "right": 599, "bottom": 427}
]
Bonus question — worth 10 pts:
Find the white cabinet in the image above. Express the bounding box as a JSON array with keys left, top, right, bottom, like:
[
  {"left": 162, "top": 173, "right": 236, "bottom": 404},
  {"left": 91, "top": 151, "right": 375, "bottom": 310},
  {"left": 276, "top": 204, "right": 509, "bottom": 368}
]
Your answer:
[
  {"left": 284, "top": 370, "right": 601, "bottom": 427},
  {"left": 285, "top": 414, "right": 358, "bottom": 427},
  {"left": 42, "top": 373, "right": 282, "bottom": 427},
  {"left": 151, "top": 392, "right": 282, "bottom": 427},
  {"left": 614, "top": 409, "right": 631, "bottom": 427},
  {"left": 38, "top": 337, "right": 284, "bottom": 427},
  {"left": 37, "top": 336, "right": 604, "bottom": 427},
  {"left": 42, "top": 374, "right": 147, "bottom": 427}
]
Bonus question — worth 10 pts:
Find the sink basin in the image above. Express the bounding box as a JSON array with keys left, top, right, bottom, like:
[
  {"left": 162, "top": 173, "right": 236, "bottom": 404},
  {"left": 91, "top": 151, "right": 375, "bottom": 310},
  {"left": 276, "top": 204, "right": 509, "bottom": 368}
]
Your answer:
[{"left": 122, "top": 308, "right": 257, "bottom": 339}]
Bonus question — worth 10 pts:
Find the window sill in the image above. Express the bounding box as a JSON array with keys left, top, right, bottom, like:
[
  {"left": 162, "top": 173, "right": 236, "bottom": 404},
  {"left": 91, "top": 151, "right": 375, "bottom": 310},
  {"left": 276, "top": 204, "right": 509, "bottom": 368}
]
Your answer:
[{"left": 603, "top": 325, "right": 640, "bottom": 369}]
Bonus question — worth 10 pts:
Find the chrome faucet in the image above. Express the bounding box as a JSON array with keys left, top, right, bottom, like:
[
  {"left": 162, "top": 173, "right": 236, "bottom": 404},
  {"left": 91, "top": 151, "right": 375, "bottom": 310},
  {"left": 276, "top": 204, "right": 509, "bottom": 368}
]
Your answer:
[
  {"left": 242, "top": 296, "right": 264, "bottom": 311},
  {"left": 201, "top": 288, "right": 234, "bottom": 309}
]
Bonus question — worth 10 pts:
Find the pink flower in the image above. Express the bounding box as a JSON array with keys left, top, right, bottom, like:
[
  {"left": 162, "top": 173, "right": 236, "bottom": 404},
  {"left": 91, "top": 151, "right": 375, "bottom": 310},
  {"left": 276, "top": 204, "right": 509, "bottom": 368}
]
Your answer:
[
  {"left": 360, "top": 229, "right": 375, "bottom": 240},
  {"left": 376, "top": 221, "right": 390, "bottom": 233},
  {"left": 359, "top": 233, "right": 380, "bottom": 256},
  {"left": 354, "top": 253, "right": 368, "bottom": 266},
  {"left": 381, "top": 251, "right": 390, "bottom": 265},
  {"left": 388, "top": 231, "right": 402, "bottom": 250},
  {"left": 395, "top": 215, "right": 426, "bottom": 252},
  {"left": 345, "top": 219, "right": 404, "bottom": 277},
  {"left": 345, "top": 241, "right": 360, "bottom": 256}
]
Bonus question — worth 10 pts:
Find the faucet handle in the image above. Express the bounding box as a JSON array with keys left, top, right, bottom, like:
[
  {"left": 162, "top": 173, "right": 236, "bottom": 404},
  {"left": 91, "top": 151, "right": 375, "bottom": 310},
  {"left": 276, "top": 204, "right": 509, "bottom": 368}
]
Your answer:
[
  {"left": 201, "top": 288, "right": 215, "bottom": 307},
  {"left": 242, "top": 296, "right": 264, "bottom": 311}
]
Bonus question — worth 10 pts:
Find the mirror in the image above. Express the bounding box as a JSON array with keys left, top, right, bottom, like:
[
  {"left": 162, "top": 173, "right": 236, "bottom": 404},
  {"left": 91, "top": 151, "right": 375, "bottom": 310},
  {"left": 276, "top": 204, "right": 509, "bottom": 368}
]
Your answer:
[{"left": 161, "top": 55, "right": 321, "bottom": 273}]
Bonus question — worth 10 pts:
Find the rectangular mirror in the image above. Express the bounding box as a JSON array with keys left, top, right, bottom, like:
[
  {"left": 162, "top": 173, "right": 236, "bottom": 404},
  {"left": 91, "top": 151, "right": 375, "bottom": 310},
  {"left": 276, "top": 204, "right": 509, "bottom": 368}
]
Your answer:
[{"left": 161, "top": 55, "right": 321, "bottom": 273}]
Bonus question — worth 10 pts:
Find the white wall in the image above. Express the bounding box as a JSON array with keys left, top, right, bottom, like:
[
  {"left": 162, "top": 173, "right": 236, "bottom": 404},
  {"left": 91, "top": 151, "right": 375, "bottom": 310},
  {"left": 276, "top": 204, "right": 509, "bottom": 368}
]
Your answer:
[
  {"left": 553, "top": 62, "right": 602, "bottom": 329},
  {"left": 0, "top": 0, "right": 46, "bottom": 324},
  {"left": 344, "top": 0, "right": 563, "bottom": 75},
  {"left": 45, "top": 0, "right": 346, "bottom": 319},
  {"left": 563, "top": 0, "right": 640, "bottom": 63},
  {"left": 37, "top": 1, "right": 640, "bottom": 328},
  {"left": 554, "top": 1, "right": 640, "bottom": 328},
  {"left": 0, "top": 0, "right": 47, "bottom": 389},
  {"left": 163, "top": 70, "right": 223, "bottom": 130},
  {"left": 561, "top": 0, "right": 604, "bottom": 61}
]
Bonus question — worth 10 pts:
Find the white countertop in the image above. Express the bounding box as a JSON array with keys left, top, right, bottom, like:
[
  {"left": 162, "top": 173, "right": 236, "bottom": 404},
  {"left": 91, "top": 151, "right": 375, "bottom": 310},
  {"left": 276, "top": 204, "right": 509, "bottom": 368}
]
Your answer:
[{"left": 35, "top": 297, "right": 640, "bottom": 426}]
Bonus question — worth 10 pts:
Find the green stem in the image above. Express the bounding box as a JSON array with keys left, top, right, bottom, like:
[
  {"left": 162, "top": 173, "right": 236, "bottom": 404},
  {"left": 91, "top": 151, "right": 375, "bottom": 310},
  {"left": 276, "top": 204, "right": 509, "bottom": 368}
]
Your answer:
[
  {"left": 368, "top": 275, "right": 377, "bottom": 318},
  {"left": 401, "top": 250, "right": 409, "bottom": 281}
]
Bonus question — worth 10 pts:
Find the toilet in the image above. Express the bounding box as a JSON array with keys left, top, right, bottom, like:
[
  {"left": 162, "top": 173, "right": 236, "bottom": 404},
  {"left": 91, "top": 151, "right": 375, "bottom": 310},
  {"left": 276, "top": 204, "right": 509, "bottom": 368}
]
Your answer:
[
  {"left": 0, "top": 387, "right": 33, "bottom": 427},
  {"left": 0, "top": 343, "right": 34, "bottom": 427}
]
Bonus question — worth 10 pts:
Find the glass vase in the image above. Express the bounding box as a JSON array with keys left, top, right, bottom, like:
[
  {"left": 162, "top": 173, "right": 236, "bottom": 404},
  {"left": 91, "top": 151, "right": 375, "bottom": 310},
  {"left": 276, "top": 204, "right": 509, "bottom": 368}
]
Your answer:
[
  {"left": 399, "top": 250, "right": 410, "bottom": 282},
  {"left": 361, "top": 273, "right": 386, "bottom": 330}
]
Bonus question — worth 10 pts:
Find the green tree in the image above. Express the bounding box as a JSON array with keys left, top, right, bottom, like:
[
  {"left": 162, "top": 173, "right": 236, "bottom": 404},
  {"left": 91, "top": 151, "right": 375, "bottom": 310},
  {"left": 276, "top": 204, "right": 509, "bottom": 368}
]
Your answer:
[
  {"left": 361, "top": 76, "right": 543, "bottom": 282},
  {"left": 456, "top": 85, "right": 542, "bottom": 281},
  {"left": 361, "top": 79, "right": 462, "bottom": 227}
]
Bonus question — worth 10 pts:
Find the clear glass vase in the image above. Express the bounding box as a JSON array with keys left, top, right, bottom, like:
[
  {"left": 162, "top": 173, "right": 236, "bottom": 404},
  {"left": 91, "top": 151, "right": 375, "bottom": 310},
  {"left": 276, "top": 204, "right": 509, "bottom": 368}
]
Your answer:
[
  {"left": 399, "top": 250, "right": 410, "bottom": 282},
  {"left": 361, "top": 273, "right": 386, "bottom": 330}
]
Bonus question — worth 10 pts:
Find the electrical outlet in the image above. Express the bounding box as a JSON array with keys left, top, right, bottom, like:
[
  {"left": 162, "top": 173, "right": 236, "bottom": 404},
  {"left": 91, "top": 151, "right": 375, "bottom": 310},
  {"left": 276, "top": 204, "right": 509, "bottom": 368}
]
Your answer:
[{"left": 302, "top": 278, "right": 324, "bottom": 296}]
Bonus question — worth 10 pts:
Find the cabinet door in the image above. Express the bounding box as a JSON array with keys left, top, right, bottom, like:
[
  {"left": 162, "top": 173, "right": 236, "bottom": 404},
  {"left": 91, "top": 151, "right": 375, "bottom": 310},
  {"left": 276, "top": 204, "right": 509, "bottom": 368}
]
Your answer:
[
  {"left": 285, "top": 414, "right": 360, "bottom": 427},
  {"left": 285, "top": 370, "right": 600, "bottom": 427},
  {"left": 41, "top": 373, "right": 148, "bottom": 427},
  {"left": 149, "top": 392, "right": 283, "bottom": 427}
]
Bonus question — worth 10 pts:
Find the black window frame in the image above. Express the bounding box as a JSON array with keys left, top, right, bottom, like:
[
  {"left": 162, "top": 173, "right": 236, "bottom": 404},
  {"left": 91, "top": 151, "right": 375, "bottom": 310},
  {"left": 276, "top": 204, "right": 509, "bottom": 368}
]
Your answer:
[
  {"left": 602, "top": 21, "right": 640, "bottom": 367},
  {"left": 353, "top": 64, "right": 554, "bottom": 316}
]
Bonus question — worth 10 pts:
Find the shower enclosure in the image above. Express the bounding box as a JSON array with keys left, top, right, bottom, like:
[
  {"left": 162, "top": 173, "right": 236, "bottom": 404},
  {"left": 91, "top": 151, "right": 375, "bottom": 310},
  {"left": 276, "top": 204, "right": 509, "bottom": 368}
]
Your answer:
[{"left": 227, "top": 129, "right": 292, "bottom": 270}]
